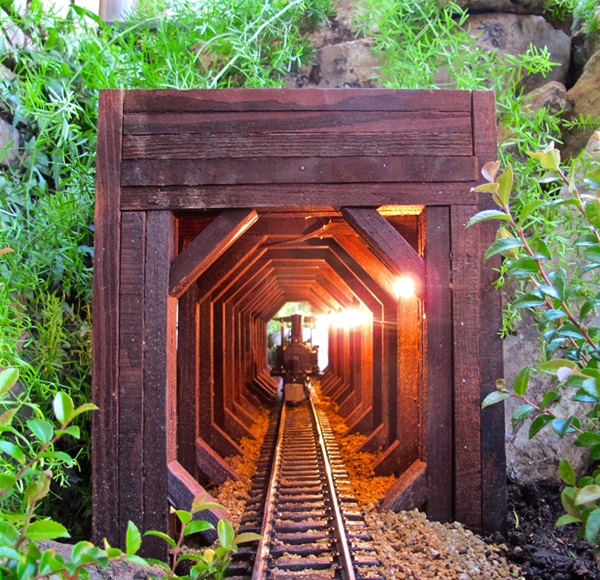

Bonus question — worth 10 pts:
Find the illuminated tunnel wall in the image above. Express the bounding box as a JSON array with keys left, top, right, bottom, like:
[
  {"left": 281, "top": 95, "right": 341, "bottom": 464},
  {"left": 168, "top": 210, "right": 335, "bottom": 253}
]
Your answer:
[{"left": 92, "top": 88, "right": 505, "bottom": 558}]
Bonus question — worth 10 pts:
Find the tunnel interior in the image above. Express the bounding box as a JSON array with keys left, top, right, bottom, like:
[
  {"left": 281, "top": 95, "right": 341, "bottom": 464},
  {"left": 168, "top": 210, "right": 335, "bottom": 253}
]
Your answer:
[{"left": 175, "top": 207, "right": 425, "bottom": 491}]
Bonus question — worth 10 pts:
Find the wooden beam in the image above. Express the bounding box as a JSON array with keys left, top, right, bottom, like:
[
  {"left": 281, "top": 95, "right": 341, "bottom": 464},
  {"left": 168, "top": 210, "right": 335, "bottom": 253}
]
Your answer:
[
  {"left": 196, "top": 438, "right": 241, "bottom": 485},
  {"left": 168, "top": 461, "right": 228, "bottom": 544},
  {"left": 170, "top": 209, "right": 258, "bottom": 298},
  {"left": 380, "top": 459, "right": 427, "bottom": 512},
  {"left": 341, "top": 207, "right": 426, "bottom": 296},
  {"left": 92, "top": 89, "right": 123, "bottom": 548}
]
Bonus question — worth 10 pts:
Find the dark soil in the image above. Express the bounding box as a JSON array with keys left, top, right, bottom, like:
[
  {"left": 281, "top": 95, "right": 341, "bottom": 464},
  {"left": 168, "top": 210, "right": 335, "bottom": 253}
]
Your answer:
[{"left": 489, "top": 480, "right": 599, "bottom": 579}]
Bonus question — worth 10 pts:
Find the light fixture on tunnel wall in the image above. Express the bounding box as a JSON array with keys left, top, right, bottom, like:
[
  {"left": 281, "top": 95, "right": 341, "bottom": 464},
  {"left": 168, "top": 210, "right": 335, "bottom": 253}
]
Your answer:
[{"left": 393, "top": 275, "right": 416, "bottom": 299}]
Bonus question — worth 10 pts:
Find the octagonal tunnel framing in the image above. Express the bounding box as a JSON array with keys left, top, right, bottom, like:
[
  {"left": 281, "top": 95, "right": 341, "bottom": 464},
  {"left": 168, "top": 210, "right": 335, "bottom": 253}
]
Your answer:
[{"left": 92, "top": 88, "right": 505, "bottom": 559}]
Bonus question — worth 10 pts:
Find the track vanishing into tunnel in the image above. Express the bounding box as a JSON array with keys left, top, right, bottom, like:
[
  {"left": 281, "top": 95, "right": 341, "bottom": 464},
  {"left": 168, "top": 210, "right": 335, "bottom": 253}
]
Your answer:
[{"left": 227, "top": 389, "right": 383, "bottom": 579}]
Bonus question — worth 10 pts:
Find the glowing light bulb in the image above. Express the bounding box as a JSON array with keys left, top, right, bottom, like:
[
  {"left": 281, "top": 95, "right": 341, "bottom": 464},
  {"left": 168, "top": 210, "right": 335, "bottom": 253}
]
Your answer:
[{"left": 393, "top": 276, "right": 415, "bottom": 299}]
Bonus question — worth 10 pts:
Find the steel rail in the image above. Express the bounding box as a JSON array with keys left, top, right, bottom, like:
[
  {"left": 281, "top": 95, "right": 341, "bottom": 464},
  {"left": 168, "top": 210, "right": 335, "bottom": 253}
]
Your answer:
[{"left": 308, "top": 394, "right": 357, "bottom": 580}]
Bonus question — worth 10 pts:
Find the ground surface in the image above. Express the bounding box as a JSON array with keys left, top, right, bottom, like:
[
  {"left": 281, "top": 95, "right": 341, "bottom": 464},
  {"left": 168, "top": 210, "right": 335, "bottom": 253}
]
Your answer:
[{"left": 496, "top": 481, "right": 599, "bottom": 579}]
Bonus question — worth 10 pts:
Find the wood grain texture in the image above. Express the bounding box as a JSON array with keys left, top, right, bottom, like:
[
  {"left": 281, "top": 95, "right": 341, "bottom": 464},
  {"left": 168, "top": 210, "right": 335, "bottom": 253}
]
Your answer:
[
  {"left": 91, "top": 89, "right": 123, "bottom": 547},
  {"left": 123, "top": 129, "right": 472, "bottom": 159},
  {"left": 123, "top": 88, "right": 472, "bottom": 113},
  {"left": 117, "top": 212, "right": 145, "bottom": 549},
  {"left": 167, "top": 461, "right": 228, "bottom": 543},
  {"left": 451, "top": 204, "right": 482, "bottom": 530},
  {"left": 381, "top": 459, "right": 427, "bottom": 512},
  {"left": 425, "top": 206, "right": 454, "bottom": 523},
  {"left": 472, "top": 91, "right": 506, "bottom": 533},
  {"left": 121, "top": 182, "right": 479, "bottom": 211},
  {"left": 121, "top": 156, "right": 477, "bottom": 187},
  {"left": 170, "top": 209, "right": 258, "bottom": 297},
  {"left": 341, "top": 207, "right": 426, "bottom": 294},
  {"left": 142, "top": 211, "right": 177, "bottom": 559},
  {"left": 196, "top": 437, "right": 241, "bottom": 485}
]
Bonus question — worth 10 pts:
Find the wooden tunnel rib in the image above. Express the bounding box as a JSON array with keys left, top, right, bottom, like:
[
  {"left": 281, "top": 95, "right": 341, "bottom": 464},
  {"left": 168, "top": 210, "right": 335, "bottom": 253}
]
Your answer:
[{"left": 93, "top": 88, "right": 505, "bottom": 559}]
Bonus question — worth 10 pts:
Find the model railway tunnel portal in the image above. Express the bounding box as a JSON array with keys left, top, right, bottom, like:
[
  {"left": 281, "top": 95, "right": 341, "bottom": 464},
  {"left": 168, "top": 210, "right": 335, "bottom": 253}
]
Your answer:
[{"left": 92, "top": 88, "right": 505, "bottom": 558}]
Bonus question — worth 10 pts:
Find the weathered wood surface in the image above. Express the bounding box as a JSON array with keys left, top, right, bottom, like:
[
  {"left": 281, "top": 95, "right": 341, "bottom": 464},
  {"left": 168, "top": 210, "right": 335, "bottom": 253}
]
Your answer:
[
  {"left": 121, "top": 156, "right": 477, "bottom": 187},
  {"left": 381, "top": 459, "right": 427, "bottom": 512},
  {"left": 170, "top": 209, "right": 258, "bottom": 297},
  {"left": 121, "top": 182, "right": 479, "bottom": 211},
  {"left": 196, "top": 438, "right": 241, "bottom": 485},
  {"left": 123, "top": 88, "right": 472, "bottom": 113},
  {"left": 473, "top": 90, "right": 506, "bottom": 534},
  {"left": 425, "top": 205, "right": 454, "bottom": 523},
  {"left": 92, "top": 89, "right": 123, "bottom": 548}
]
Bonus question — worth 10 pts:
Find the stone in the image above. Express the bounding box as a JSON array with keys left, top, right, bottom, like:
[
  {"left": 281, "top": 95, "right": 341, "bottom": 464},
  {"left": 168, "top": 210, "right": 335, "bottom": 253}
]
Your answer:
[
  {"left": 466, "top": 13, "right": 571, "bottom": 91},
  {"left": 563, "top": 49, "right": 600, "bottom": 159},
  {"left": 0, "top": 117, "right": 20, "bottom": 167},
  {"left": 523, "top": 80, "right": 571, "bottom": 116},
  {"left": 311, "top": 39, "right": 379, "bottom": 88},
  {"left": 503, "top": 310, "right": 589, "bottom": 485},
  {"left": 455, "top": 0, "right": 546, "bottom": 14},
  {"left": 569, "top": 26, "right": 600, "bottom": 86}
]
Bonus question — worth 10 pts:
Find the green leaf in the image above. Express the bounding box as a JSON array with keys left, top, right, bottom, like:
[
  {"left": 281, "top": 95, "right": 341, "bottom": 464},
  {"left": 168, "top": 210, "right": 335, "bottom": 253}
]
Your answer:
[
  {"left": 126, "top": 521, "right": 141, "bottom": 555},
  {"left": 559, "top": 459, "right": 577, "bottom": 486},
  {"left": 484, "top": 238, "right": 523, "bottom": 261},
  {"left": 518, "top": 199, "right": 546, "bottom": 225},
  {"left": 72, "top": 403, "right": 99, "bottom": 418},
  {"left": 25, "top": 520, "right": 70, "bottom": 542},
  {"left": 582, "top": 377, "right": 600, "bottom": 400},
  {"left": 512, "top": 404, "right": 534, "bottom": 428},
  {"left": 217, "top": 520, "right": 234, "bottom": 549},
  {"left": 513, "top": 366, "right": 531, "bottom": 396},
  {"left": 0, "top": 408, "right": 17, "bottom": 427},
  {"left": 466, "top": 210, "right": 509, "bottom": 227},
  {"left": 512, "top": 293, "right": 546, "bottom": 309},
  {"left": 538, "top": 359, "right": 579, "bottom": 374},
  {"left": 0, "top": 368, "right": 19, "bottom": 396},
  {"left": 555, "top": 514, "right": 582, "bottom": 527},
  {"left": 585, "top": 200, "right": 600, "bottom": 229},
  {"left": 183, "top": 520, "right": 213, "bottom": 536},
  {"left": 53, "top": 392, "right": 74, "bottom": 425},
  {"left": 539, "top": 309, "right": 567, "bottom": 325},
  {"left": 125, "top": 554, "right": 148, "bottom": 567},
  {"left": 506, "top": 256, "right": 539, "bottom": 277},
  {"left": 469, "top": 183, "right": 500, "bottom": 195},
  {"left": 529, "top": 414, "right": 553, "bottom": 438},
  {"left": 56, "top": 425, "right": 80, "bottom": 439},
  {"left": 234, "top": 532, "right": 263, "bottom": 545},
  {"left": 144, "top": 530, "right": 176, "bottom": 548},
  {"left": 481, "top": 391, "right": 509, "bottom": 408},
  {"left": 539, "top": 284, "right": 561, "bottom": 300},
  {"left": 584, "top": 245, "right": 600, "bottom": 263},
  {"left": 0, "top": 440, "right": 26, "bottom": 464},
  {"left": 591, "top": 444, "right": 600, "bottom": 462},
  {"left": 585, "top": 508, "right": 600, "bottom": 544},
  {"left": 496, "top": 164, "right": 513, "bottom": 205},
  {"left": 538, "top": 148, "right": 561, "bottom": 170},
  {"left": 175, "top": 510, "right": 192, "bottom": 525},
  {"left": 561, "top": 487, "right": 580, "bottom": 517},
  {"left": 191, "top": 495, "right": 224, "bottom": 513},
  {"left": 575, "top": 432, "right": 600, "bottom": 448},
  {"left": 576, "top": 485, "right": 600, "bottom": 506},
  {"left": 0, "top": 521, "right": 19, "bottom": 546},
  {"left": 0, "top": 473, "right": 16, "bottom": 490},
  {"left": 552, "top": 418, "right": 575, "bottom": 437},
  {"left": 27, "top": 419, "right": 54, "bottom": 444},
  {"left": 542, "top": 391, "right": 560, "bottom": 408}
]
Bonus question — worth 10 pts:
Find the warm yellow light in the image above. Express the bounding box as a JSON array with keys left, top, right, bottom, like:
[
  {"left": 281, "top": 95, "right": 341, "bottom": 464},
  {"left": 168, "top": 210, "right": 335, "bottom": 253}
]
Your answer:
[
  {"left": 393, "top": 276, "right": 415, "bottom": 299},
  {"left": 321, "top": 309, "right": 372, "bottom": 329}
]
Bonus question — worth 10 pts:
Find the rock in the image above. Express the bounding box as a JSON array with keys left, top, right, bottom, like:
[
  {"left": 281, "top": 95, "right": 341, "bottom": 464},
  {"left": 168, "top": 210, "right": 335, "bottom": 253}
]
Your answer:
[
  {"left": 311, "top": 39, "right": 379, "bottom": 87},
  {"left": 569, "top": 26, "right": 600, "bottom": 86},
  {"left": 38, "top": 541, "right": 167, "bottom": 579},
  {"left": 563, "top": 49, "right": 600, "bottom": 159},
  {"left": 0, "top": 117, "right": 20, "bottom": 167},
  {"left": 503, "top": 311, "right": 589, "bottom": 484},
  {"left": 523, "top": 80, "right": 571, "bottom": 116},
  {"left": 466, "top": 13, "right": 571, "bottom": 91},
  {"left": 455, "top": 0, "right": 546, "bottom": 14}
]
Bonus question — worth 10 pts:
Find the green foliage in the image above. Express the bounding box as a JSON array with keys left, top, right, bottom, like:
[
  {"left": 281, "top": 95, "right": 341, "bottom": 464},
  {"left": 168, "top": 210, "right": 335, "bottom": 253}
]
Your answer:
[
  {"left": 0, "top": 0, "right": 332, "bottom": 530},
  {"left": 145, "top": 496, "right": 262, "bottom": 580},
  {"left": 0, "top": 366, "right": 148, "bottom": 579},
  {"left": 472, "top": 137, "right": 600, "bottom": 546}
]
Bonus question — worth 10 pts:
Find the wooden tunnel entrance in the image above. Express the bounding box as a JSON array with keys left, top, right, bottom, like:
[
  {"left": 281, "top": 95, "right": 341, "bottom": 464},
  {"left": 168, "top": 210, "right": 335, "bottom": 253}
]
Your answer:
[{"left": 92, "top": 88, "right": 505, "bottom": 556}]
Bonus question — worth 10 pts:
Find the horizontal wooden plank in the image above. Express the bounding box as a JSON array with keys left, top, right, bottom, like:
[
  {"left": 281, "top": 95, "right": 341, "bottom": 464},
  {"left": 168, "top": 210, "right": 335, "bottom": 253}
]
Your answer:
[
  {"left": 121, "top": 182, "right": 480, "bottom": 210},
  {"left": 380, "top": 459, "right": 427, "bottom": 512},
  {"left": 123, "top": 110, "right": 471, "bottom": 136},
  {"left": 121, "top": 156, "right": 477, "bottom": 187},
  {"left": 123, "top": 129, "right": 472, "bottom": 160},
  {"left": 123, "top": 88, "right": 472, "bottom": 113}
]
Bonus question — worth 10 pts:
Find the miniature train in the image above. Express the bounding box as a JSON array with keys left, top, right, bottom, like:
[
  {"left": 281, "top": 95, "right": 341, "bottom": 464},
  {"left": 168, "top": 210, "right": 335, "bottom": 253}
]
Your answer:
[{"left": 270, "top": 314, "right": 320, "bottom": 401}]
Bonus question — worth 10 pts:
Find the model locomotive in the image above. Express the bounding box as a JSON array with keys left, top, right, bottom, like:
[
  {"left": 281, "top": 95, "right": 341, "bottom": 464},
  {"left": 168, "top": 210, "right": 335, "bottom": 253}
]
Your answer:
[{"left": 270, "top": 314, "right": 320, "bottom": 393}]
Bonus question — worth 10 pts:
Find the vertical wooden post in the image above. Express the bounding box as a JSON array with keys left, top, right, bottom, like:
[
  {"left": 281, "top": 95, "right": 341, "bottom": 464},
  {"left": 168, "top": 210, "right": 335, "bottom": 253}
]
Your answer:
[
  {"left": 143, "top": 210, "right": 177, "bottom": 558},
  {"left": 92, "top": 89, "right": 124, "bottom": 547}
]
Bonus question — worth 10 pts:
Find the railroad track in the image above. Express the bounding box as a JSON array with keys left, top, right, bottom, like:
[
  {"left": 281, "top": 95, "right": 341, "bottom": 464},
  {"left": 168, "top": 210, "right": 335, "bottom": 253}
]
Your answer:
[{"left": 228, "top": 390, "right": 383, "bottom": 579}]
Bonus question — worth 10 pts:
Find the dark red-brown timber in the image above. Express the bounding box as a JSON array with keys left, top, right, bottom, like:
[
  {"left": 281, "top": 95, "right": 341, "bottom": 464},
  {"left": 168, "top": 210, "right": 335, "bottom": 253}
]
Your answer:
[{"left": 93, "top": 88, "right": 505, "bottom": 557}]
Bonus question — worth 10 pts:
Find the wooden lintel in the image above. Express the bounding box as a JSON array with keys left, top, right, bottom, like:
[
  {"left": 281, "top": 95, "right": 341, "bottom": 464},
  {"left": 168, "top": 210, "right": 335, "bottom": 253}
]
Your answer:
[
  {"left": 373, "top": 439, "right": 401, "bottom": 477},
  {"left": 356, "top": 423, "right": 385, "bottom": 454},
  {"left": 380, "top": 459, "right": 427, "bottom": 512},
  {"left": 170, "top": 208, "right": 258, "bottom": 298},
  {"left": 341, "top": 207, "right": 425, "bottom": 296},
  {"left": 167, "top": 460, "right": 228, "bottom": 543},
  {"left": 196, "top": 437, "right": 241, "bottom": 485}
]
